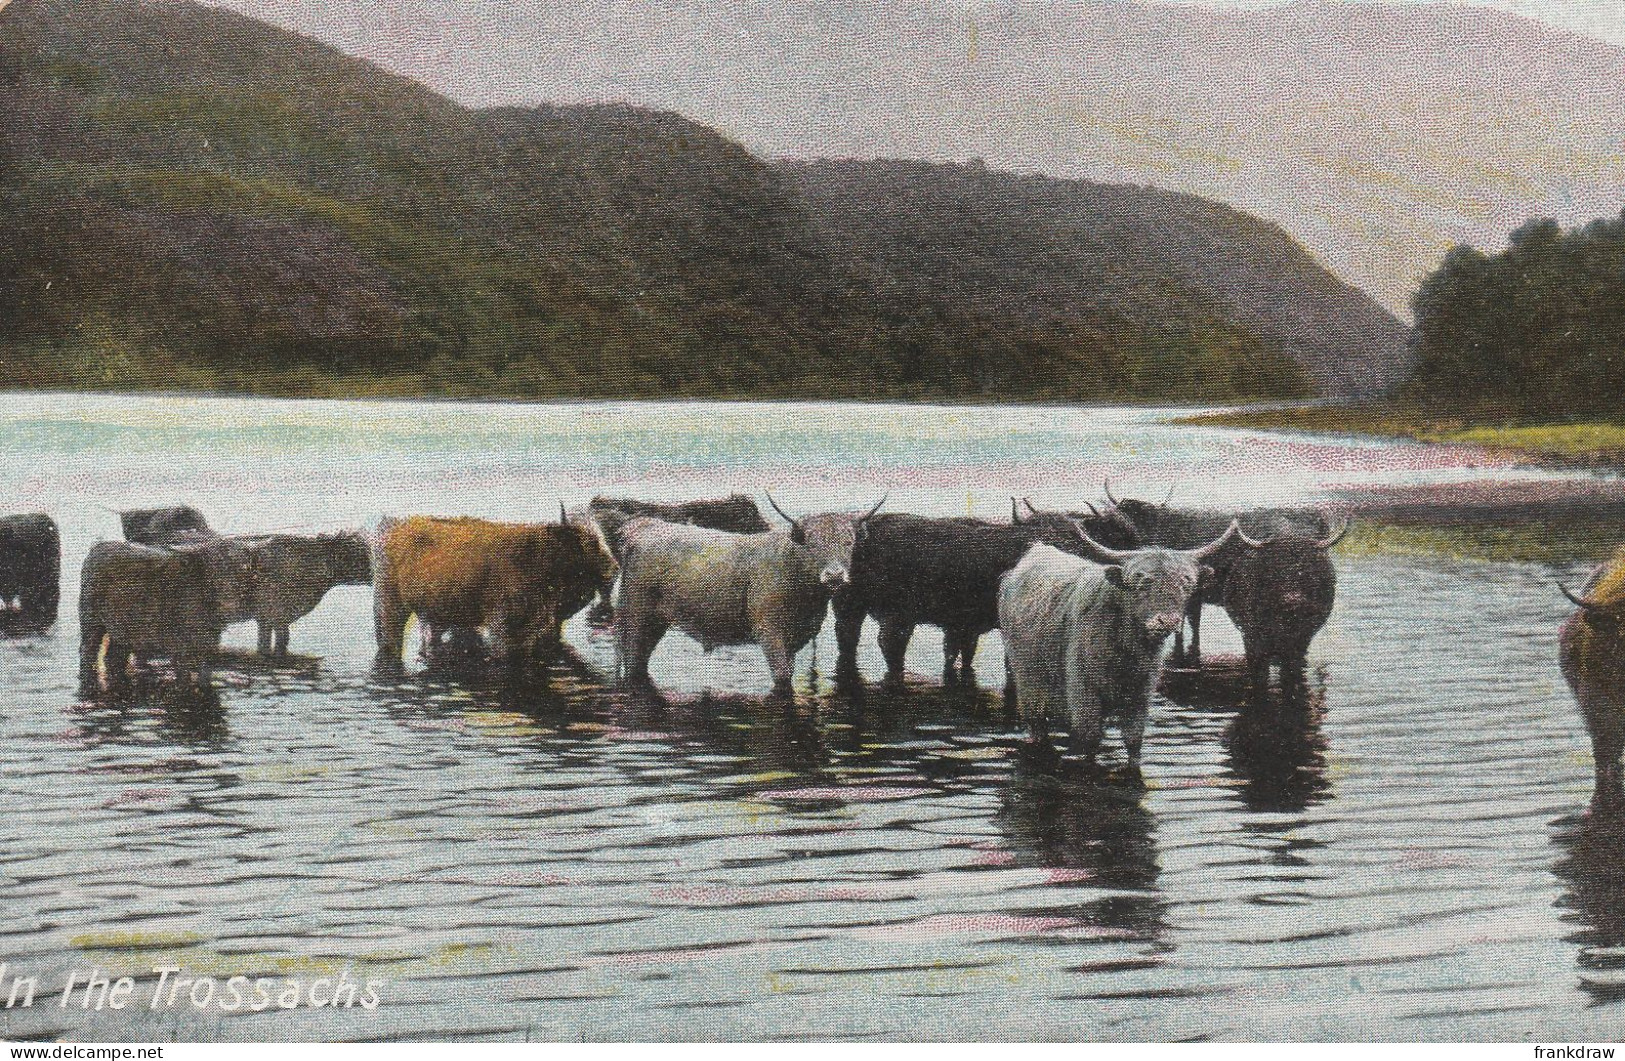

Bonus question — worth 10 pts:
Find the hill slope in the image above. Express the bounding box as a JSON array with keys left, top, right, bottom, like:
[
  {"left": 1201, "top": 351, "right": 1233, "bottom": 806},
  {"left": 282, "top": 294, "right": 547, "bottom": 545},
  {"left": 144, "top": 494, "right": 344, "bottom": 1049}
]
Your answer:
[
  {"left": 219, "top": 0, "right": 1625, "bottom": 317},
  {"left": 0, "top": 0, "right": 1403, "bottom": 402},
  {"left": 786, "top": 159, "right": 1409, "bottom": 398}
]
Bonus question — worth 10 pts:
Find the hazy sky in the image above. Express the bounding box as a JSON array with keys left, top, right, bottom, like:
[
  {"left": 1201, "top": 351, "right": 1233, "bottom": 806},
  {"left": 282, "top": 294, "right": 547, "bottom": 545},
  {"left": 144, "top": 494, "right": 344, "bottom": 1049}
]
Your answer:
[
  {"left": 1175, "top": 0, "right": 1625, "bottom": 44},
  {"left": 193, "top": 0, "right": 1625, "bottom": 48}
]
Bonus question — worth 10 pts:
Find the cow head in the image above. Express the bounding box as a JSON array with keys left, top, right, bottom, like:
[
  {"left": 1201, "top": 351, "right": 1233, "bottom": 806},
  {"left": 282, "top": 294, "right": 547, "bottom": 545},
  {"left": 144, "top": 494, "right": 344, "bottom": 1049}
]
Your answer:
[
  {"left": 1098, "top": 480, "right": 1172, "bottom": 545},
  {"left": 724, "top": 494, "right": 773, "bottom": 534},
  {"left": 1069, "top": 519, "right": 1266, "bottom": 643},
  {"left": 1562, "top": 583, "right": 1625, "bottom": 633},
  {"left": 768, "top": 493, "right": 886, "bottom": 588},
  {"left": 1017, "top": 498, "right": 1141, "bottom": 550},
  {"left": 323, "top": 531, "right": 374, "bottom": 585},
  {"left": 564, "top": 505, "right": 621, "bottom": 596}
]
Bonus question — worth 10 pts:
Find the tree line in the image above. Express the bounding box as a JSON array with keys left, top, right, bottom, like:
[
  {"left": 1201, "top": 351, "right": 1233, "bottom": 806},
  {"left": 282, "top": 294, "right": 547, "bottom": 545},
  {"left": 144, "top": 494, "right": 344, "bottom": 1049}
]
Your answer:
[{"left": 1406, "top": 210, "right": 1625, "bottom": 418}]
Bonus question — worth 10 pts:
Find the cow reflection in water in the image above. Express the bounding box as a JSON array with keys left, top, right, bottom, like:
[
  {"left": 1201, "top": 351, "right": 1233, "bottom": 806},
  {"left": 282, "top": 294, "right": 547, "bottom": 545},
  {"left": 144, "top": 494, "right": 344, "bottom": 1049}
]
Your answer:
[
  {"left": 997, "top": 745, "right": 1166, "bottom": 943},
  {"left": 1223, "top": 673, "right": 1332, "bottom": 814},
  {"left": 1155, "top": 650, "right": 1333, "bottom": 813},
  {"left": 1552, "top": 805, "right": 1625, "bottom": 1005},
  {"left": 73, "top": 677, "right": 226, "bottom": 747}
]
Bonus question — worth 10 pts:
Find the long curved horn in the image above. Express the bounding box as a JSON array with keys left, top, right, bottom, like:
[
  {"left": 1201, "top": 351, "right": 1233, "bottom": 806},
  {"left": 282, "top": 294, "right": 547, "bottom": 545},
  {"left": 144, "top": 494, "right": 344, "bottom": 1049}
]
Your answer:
[
  {"left": 1068, "top": 519, "right": 1135, "bottom": 565},
  {"left": 1236, "top": 524, "right": 1273, "bottom": 549},
  {"left": 765, "top": 491, "right": 801, "bottom": 531},
  {"left": 559, "top": 501, "right": 569, "bottom": 525},
  {"left": 1103, "top": 479, "right": 1121, "bottom": 506},
  {"left": 1159, "top": 484, "right": 1175, "bottom": 507},
  {"left": 859, "top": 495, "right": 887, "bottom": 522},
  {"left": 1190, "top": 519, "right": 1244, "bottom": 561},
  {"left": 1078, "top": 500, "right": 1102, "bottom": 519},
  {"left": 1315, "top": 514, "right": 1352, "bottom": 550},
  {"left": 1561, "top": 583, "right": 1601, "bottom": 610},
  {"left": 1011, "top": 497, "right": 1023, "bottom": 524}
]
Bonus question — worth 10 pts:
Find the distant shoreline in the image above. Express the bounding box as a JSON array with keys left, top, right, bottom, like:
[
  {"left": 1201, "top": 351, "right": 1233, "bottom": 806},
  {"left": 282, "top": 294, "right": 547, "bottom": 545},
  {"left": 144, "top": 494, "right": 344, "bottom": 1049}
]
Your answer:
[{"left": 1177, "top": 405, "right": 1625, "bottom": 475}]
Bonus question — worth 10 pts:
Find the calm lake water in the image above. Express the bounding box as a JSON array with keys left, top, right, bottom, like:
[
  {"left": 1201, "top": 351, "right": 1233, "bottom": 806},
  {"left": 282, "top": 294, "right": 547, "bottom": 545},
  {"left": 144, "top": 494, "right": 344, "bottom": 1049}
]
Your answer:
[{"left": 0, "top": 393, "right": 1621, "bottom": 1041}]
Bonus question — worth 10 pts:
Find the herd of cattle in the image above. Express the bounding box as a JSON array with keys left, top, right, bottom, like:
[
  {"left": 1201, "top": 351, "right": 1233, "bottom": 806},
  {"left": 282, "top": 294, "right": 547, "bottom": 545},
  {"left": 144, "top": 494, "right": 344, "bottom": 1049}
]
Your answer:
[{"left": 0, "top": 489, "right": 1622, "bottom": 789}]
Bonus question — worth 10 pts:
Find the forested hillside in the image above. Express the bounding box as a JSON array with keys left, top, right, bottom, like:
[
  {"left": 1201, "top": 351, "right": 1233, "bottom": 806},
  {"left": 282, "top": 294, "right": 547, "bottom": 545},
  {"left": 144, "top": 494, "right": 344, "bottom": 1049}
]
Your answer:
[{"left": 0, "top": 0, "right": 1407, "bottom": 403}]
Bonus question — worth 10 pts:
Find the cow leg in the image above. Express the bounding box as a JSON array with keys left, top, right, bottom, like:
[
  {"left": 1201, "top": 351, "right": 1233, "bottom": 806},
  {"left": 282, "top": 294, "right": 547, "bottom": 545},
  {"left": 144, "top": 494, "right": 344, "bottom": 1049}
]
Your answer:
[
  {"left": 622, "top": 616, "right": 666, "bottom": 682},
  {"left": 1065, "top": 649, "right": 1104, "bottom": 763},
  {"left": 79, "top": 624, "right": 106, "bottom": 689},
  {"left": 1591, "top": 709, "right": 1625, "bottom": 808},
  {"left": 1120, "top": 704, "right": 1148, "bottom": 767},
  {"left": 941, "top": 629, "right": 962, "bottom": 686},
  {"left": 257, "top": 622, "right": 273, "bottom": 656},
  {"left": 877, "top": 619, "right": 913, "bottom": 689},
  {"left": 1243, "top": 633, "right": 1271, "bottom": 697},
  {"left": 959, "top": 633, "right": 979, "bottom": 687},
  {"left": 373, "top": 584, "right": 407, "bottom": 666},
  {"left": 833, "top": 598, "right": 865, "bottom": 682},
  {"left": 1280, "top": 644, "right": 1309, "bottom": 688},
  {"left": 1185, "top": 598, "right": 1203, "bottom": 663},
  {"left": 104, "top": 640, "right": 132, "bottom": 687},
  {"left": 273, "top": 626, "right": 290, "bottom": 657},
  {"left": 762, "top": 636, "right": 795, "bottom": 696}
]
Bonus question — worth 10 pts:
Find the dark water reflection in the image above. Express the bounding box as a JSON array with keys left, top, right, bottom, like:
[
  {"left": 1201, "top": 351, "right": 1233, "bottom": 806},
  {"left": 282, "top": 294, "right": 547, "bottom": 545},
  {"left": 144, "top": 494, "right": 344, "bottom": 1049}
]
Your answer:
[{"left": 0, "top": 396, "right": 1623, "bottom": 1040}]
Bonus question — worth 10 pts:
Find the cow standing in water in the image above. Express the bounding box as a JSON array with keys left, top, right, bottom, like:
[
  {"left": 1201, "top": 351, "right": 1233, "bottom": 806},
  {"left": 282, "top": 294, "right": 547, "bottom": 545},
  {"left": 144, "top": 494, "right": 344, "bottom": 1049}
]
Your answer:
[
  {"left": 1097, "top": 486, "right": 1346, "bottom": 680},
  {"left": 999, "top": 520, "right": 1256, "bottom": 766},
  {"left": 1560, "top": 550, "right": 1625, "bottom": 804},
  {"left": 579, "top": 494, "right": 771, "bottom": 620},
  {"left": 373, "top": 515, "right": 616, "bottom": 668},
  {"left": 834, "top": 508, "right": 1140, "bottom": 689},
  {"left": 122, "top": 508, "right": 373, "bottom": 657},
  {"left": 0, "top": 514, "right": 61, "bottom": 625},
  {"left": 230, "top": 533, "right": 373, "bottom": 656},
  {"left": 615, "top": 497, "right": 882, "bottom": 694},
  {"left": 80, "top": 541, "right": 225, "bottom": 689}
]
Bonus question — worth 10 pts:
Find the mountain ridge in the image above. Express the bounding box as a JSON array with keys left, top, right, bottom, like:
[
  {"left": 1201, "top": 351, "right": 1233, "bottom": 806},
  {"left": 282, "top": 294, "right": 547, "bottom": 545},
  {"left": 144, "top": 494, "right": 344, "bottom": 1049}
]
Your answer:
[
  {"left": 1, "top": 0, "right": 1406, "bottom": 402},
  {"left": 196, "top": 0, "right": 1625, "bottom": 315}
]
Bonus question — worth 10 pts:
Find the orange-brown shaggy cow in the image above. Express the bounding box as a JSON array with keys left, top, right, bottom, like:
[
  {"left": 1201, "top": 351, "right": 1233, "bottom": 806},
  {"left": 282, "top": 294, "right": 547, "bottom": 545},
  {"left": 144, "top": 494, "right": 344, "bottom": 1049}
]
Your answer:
[
  {"left": 373, "top": 515, "right": 617, "bottom": 667},
  {"left": 1560, "top": 547, "right": 1625, "bottom": 805}
]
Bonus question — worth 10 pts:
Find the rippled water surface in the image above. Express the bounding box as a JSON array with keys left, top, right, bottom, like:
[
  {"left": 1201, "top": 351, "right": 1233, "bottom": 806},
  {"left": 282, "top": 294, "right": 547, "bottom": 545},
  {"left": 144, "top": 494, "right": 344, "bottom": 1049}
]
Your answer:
[{"left": 1, "top": 393, "right": 1622, "bottom": 1041}]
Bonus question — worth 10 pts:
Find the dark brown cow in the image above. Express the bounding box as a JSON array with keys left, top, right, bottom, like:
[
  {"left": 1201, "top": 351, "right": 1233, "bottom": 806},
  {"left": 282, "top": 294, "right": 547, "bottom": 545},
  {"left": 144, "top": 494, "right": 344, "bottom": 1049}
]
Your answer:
[
  {"left": 0, "top": 513, "right": 60, "bottom": 625},
  {"left": 80, "top": 541, "right": 224, "bottom": 688}
]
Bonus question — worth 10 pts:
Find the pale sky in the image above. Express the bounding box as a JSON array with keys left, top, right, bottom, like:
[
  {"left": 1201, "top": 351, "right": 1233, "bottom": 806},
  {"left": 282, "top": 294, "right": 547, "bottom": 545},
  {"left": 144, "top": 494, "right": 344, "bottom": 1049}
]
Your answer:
[{"left": 1172, "top": 0, "right": 1625, "bottom": 44}]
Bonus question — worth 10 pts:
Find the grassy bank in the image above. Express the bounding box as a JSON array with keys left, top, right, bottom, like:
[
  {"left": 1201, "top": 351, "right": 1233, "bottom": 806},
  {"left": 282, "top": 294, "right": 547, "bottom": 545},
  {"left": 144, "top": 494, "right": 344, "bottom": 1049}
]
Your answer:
[{"left": 1180, "top": 405, "right": 1625, "bottom": 471}]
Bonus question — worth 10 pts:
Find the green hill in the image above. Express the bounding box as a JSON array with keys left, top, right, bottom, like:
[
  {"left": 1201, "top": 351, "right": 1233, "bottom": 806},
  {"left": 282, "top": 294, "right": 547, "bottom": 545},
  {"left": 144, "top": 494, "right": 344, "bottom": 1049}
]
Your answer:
[{"left": 0, "top": 0, "right": 1405, "bottom": 403}]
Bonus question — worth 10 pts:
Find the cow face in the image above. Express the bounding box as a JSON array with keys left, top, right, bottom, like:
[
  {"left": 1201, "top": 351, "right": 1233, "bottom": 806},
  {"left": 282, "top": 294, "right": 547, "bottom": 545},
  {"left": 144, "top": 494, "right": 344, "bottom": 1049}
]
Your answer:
[
  {"left": 1103, "top": 551, "right": 1206, "bottom": 642},
  {"left": 325, "top": 532, "right": 374, "bottom": 585},
  {"left": 797, "top": 513, "right": 863, "bottom": 588},
  {"left": 580, "top": 522, "right": 620, "bottom": 596}
]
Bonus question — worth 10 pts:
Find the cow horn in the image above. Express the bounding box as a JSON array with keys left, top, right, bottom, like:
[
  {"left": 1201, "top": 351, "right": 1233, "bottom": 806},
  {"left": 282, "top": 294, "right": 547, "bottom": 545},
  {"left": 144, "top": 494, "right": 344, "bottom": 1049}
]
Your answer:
[
  {"left": 1103, "top": 479, "right": 1121, "bottom": 506},
  {"left": 1068, "top": 519, "right": 1134, "bottom": 564},
  {"left": 559, "top": 501, "right": 569, "bottom": 525},
  {"left": 1561, "top": 583, "right": 1602, "bottom": 610},
  {"left": 1159, "top": 485, "right": 1176, "bottom": 507},
  {"left": 1190, "top": 519, "right": 1245, "bottom": 561},
  {"left": 1236, "top": 524, "right": 1273, "bottom": 549},
  {"left": 1315, "top": 515, "right": 1353, "bottom": 550},
  {"left": 860, "top": 495, "right": 887, "bottom": 522},
  {"left": 1011, "top": 497, "right": 1023, "bottom": 524},
  {"left": 765, "top": 491, "right": 802, "bottom": 531},
  {"left": 1078, "top": 500, "right": 1102, "bottom": 519}
]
